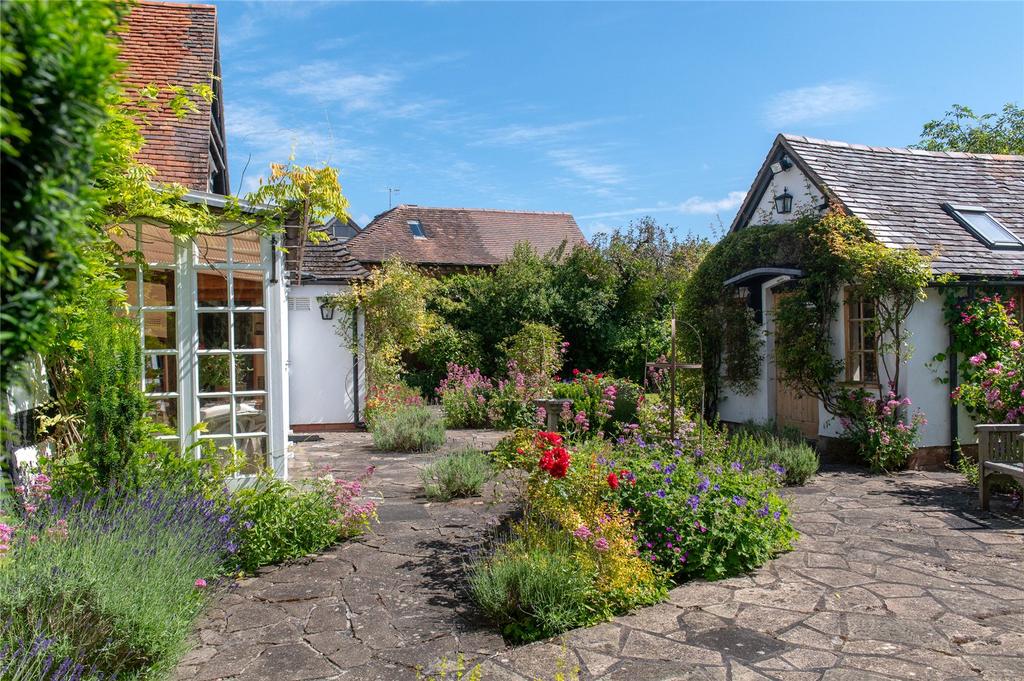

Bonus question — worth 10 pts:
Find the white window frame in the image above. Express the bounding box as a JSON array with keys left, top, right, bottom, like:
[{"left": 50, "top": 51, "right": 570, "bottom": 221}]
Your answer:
[{"left": 116, "top": 220, "right": 287, "bottom": 478}]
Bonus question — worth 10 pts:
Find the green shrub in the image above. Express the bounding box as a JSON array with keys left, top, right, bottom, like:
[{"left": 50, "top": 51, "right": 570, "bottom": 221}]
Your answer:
[
  {"left": 726, "top": 429, "right": 819, "bottom": 485},
  {"left": 0, "top": 0, "right": 124, "bottom": 380},
  {"left": 372, "top": 405, "right": 446, "bottom": 452},
  {"left": 774, "top": 443, "right": 819, "bottom": 486},
  {"left": 230, "top": 470, "right": 376, "bottom": 574},
  {"left": 469, "top": 526, "right": 600, "bottom": 644},
  {"left": 611, "top": 438, "right": 798, "bottom": 581},
  {"left": 499, "top": 322, "right": 564, "bottom": 381},
  {"left": 437, "top": 364, "right": 492, "bottom": 429},
  {"left": 421, "top": 448, "right": 492, "bottom": 501}
]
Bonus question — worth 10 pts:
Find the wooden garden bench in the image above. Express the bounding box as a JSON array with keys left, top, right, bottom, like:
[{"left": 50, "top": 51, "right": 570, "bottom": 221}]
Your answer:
[{"left": 976, "top": 424, "right": 1024, "bottom": 510}]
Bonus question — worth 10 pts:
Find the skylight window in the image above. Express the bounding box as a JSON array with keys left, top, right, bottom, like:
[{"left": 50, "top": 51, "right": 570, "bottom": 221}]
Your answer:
[
  {"left": 408, "top": 220, "right": 426, "bottom": 239},
  {"left": 943, "top": 203, "right": 1023, "bottom": 250}
]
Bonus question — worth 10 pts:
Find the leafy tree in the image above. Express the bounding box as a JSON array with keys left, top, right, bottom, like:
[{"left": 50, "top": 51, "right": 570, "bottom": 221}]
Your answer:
[
  {"left": 0, "top": 0, "right": 126, "bottom": 386},
  {"left": 912, "top": 103, "right": 1024, "bottom": 154}
]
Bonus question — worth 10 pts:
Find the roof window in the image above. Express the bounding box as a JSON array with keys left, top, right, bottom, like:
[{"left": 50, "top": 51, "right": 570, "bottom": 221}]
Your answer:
[
  {"left": 943, "top": 203, "right": 1023, "bottom": 250},
  {"left": 408, "top": 220, "right": 426, "bottom": 239}
]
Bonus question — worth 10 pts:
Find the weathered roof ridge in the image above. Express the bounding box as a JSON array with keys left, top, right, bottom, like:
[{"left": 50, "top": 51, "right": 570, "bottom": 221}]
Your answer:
[
  {"left": 392, "top": 204, "right": 575, "bottom": 216},
  {"left": 136, "top": 0, "right": 217, "bottom": 10},
  {"left": 781, "top": 134, "right": 1024, "bottom": 161}
]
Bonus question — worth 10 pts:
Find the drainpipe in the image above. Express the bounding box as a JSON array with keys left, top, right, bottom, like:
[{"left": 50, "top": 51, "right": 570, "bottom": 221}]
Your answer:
[
  {"left": 352, "top": 304, "right": 360, "bottom": 427},
  {"left": 948, "top": 316, "right": 959, "bottom": 465}
]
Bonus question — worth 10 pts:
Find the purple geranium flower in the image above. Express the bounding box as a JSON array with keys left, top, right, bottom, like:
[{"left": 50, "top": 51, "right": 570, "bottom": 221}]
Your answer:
[{"left": 732, "top": 495, "right": 747, "bottom": 507}]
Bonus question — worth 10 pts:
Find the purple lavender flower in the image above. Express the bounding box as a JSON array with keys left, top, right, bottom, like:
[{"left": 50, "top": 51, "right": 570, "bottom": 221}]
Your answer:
[{"left": 769, "top": 463, "right": 786, "bottom": 476}]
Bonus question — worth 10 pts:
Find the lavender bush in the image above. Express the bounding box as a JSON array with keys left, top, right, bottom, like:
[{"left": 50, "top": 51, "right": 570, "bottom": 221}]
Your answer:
[{"left": 0, "top": 479, "right": 235, "bottom": 679}]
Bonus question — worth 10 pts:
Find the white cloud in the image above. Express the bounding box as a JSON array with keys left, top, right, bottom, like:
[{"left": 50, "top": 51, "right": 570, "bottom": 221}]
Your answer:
[
  {"left": 264, "top": 62, "right": 401, "bottom": 112},
  {"left": 578, "top": 191, "right": 746, "bottom": 220},
  {"left": 763, "top": 82, "right": 877, "bottom": 128},
  {"left": 225, "top": 103, "right": 370, "bottom": 195},
  {"left": 477, "top": 120, "right": 602, "bottom": 146},
  {"left": 548, "top": 149, "right": 625, "bottom": 189}
]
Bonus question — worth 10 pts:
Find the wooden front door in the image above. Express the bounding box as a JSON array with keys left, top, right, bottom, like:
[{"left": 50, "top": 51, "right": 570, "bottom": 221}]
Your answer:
[{"left": 772, "top": 290, "right": 819, "bottom": 439}]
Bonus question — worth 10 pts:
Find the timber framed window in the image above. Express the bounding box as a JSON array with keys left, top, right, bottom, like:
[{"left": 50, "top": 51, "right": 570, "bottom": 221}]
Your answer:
[
  {"left": 194, "top": 231, "right": 268, "bottom": 474},
  {"left": 845, "top": 292, "right": 879, "bottom": 384},
  {"left": 112, "top": 220, "right": 284, "bottom": 477}
]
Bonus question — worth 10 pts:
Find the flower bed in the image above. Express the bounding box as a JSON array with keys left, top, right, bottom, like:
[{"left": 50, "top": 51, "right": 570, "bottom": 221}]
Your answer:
[{"left": 472, "top": 423, "right": 797, "bottom": 643}]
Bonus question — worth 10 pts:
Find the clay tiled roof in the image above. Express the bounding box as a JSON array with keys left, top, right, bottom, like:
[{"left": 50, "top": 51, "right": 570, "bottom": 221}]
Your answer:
[
  {"left": 117, "top": 1, "right": 221, "bottom": 191},
  {"left": 345, "top": 205, "right": 587, "bottom": 267},
  {"left": 735, "top": 134, "right": 1024, "bottom": 278},
  {"left": 301, "top": 237, "right": 371, "bottom": 283}
]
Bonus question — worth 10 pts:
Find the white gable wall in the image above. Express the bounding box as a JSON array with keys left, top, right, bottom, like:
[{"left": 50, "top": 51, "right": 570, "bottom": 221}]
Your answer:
[
  {"left": 287, "top": 284, "right": 363, "bottom": 427},
  {"left": 748, "top": 164, "right": 825, "bottom": 227}
]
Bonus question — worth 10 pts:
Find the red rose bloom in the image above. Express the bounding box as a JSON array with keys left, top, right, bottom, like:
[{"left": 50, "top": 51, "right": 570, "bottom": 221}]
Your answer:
[{"left": 607, "top": 472, "right": 620, "bottom": 489}]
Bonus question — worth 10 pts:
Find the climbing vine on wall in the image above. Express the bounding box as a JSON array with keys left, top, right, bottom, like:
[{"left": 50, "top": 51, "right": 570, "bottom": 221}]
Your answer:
[{"left": 684, "top": 208, "right": 931, "bottom": 418}]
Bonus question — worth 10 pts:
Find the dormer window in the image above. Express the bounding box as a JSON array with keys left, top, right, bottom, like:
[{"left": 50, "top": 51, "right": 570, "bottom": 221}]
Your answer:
[
  {"left": 943, "top": 203, "right": 1023, "bottom": 250},
  {"left": 408, "top": 220, "right": 426, "bottom": 239}
]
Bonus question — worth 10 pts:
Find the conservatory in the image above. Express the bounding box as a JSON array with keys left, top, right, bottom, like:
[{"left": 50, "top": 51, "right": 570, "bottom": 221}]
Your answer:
[{"left": 110, "top": 194, "right": 289, "bottom": 477}]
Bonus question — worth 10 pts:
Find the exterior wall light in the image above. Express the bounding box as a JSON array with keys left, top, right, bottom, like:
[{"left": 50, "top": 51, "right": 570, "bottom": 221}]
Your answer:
[
  {"left": 774, "top": 187, "right": 794, "bottom": 214},
  {"left": 318, "top": 299, "right": 335, "bottom": 321}
]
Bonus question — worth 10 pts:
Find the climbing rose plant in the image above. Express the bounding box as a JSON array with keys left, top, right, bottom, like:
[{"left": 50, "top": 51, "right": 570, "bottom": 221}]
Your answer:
[{"left": 943, "top": 289, "right": 1024, "bottom": 424}]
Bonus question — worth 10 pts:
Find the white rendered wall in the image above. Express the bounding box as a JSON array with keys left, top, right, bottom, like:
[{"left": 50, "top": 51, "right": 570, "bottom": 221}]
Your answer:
[
  {"left": 817, "top": 286, "right": 954, "bottom": 447},
  {"left": 748, "top": 164, "right": 825, "bottom": 226},
  {"left": 287, "top": 284, "right": 359, "bottom": 426}
]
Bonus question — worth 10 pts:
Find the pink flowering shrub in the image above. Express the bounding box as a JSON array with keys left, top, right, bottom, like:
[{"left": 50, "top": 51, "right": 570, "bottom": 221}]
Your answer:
[
  {"left": 437, "top": 363, "right": 492, "bottom": 428},
  {"left": 945, "top": 291, "right": 1024, "bottom": 424},
  {"left": 230, "top": 466, "right": 377, "bottom": 573},
  {"left": 839, "top": 388, "right": 927, "bottom": 472},
  {"left": 488, "top": 361, "right": 546, "bottom": 429}
]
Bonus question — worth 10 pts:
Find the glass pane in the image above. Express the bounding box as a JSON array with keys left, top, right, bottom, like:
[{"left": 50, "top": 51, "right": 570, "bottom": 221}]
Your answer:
[
  {"left": 235, "top": 396, "right": 267, "bottom": 434},
  {"left": 233, "top": 270, "right": 264, "bottom": 307},
  {"left": 144, "top": 354, "right": 177, "bottom": 393},
  {"left": 234, "top": 353, "right": 265, "bottom": 392},
  {"left": 199, "top": 396, "right": 233, "bottom": 435},
  {"left": 198, "top": 312, "right": 229, "bottom": 350},
  {"left": 195, "top": 233, "right": 228, "bottom": 264},
  {"left": 963, "top": 211, "right": 1020, "bottom": 246},
  {"left": 198, "top": 354, "right": 232, "bottom": 393},
  {"left": 143, "top": 311, "right": 175, "bottom": 350},
  {"left": 197, "top": 270, "right": 229, "bottom": 307},
  {"left": 864, "top": 354, "right": 878, "bottom": 382},
  {"left": 233, "top": 231, "right": 262, "bottom": 264},
  {"left": 234, "top": 312, "right": 265, "bottom": 349},
  {"left": 139, "top": 223, "right": 176, "bottom": 265},
  {"left": 142, "top": 269, "right": 175, "bottom": 307},
  {"left": 236, "top": 436, "right": 267, "bottom": 474},
  {"left": 149, "top": 397, "right": 178, "bottom": 430},
  {"left": 108, "top": 224, "right": 137, "bottom": 257},
  {"left": 118, "top": 268, "right": 139, "bottom": 307},
  {"left": 861, "top": 300, "right": 874, "bottom": 319},
  {"left": 198, "top": 437, "right": 237, "bottom": 468},
  {"left": 848, "top": 323, "right": 861, "bottom": 352}
]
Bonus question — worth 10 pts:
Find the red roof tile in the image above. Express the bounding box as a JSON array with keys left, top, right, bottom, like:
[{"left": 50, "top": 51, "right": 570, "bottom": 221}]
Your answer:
[
  {"left": 345, "top": 205, "right": 588, "bottom": 267},
  {"left": 117, "top": 0, "right": 219, "bottom": 190}
]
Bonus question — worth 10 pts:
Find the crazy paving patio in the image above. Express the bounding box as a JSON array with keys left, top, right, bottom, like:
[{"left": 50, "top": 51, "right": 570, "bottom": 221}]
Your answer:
[{"left": 173, "top": 432, "right": 1024, "bottom": 681}]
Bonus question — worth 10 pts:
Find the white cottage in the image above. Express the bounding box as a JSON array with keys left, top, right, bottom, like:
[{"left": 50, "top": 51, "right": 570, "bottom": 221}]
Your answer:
[{"left": 718, "top": 135, "right": 1024, "bottom": 467}]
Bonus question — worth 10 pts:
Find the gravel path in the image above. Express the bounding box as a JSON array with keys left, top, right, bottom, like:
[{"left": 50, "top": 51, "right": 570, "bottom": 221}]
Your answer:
[{"left": 173, "top": 432, "right": 1024, "bottom": 681}]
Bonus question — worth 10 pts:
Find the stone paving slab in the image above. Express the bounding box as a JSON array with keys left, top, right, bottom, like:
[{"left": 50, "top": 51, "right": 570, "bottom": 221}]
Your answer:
[{"left": 174, "top": 432, "right": 1024, "bottom": 681}]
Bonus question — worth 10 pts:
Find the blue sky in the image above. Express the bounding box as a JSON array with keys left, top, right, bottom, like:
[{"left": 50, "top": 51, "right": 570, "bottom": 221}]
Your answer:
[{"left": 207, "top": 1, "right": 1023, "bottom": 239}]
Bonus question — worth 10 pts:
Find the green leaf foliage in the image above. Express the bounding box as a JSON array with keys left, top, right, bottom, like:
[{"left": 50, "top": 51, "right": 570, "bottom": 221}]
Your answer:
[
  {"left": 912, "top": 103, "right": 1024, "bottom": 155},
  {"left": 0, "top": 0, "right": 126, "bottom": 381}
]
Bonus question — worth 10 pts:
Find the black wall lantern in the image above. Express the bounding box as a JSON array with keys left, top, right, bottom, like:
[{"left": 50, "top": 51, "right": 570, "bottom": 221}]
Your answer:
[
  {"left": 774, "top": 187, "right": 793, "bottom": 214},
  {"left": 318, "top": 298, "right": 335, "bottom": 321}
]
